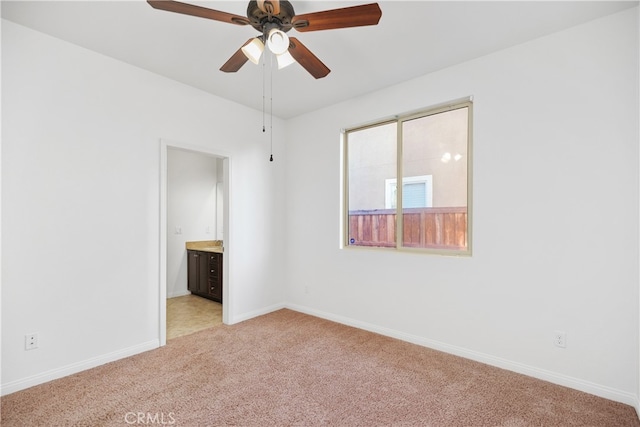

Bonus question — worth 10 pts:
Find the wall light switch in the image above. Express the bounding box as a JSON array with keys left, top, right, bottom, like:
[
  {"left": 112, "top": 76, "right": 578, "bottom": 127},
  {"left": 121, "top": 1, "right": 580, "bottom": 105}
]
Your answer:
[{"left": 175, "top": 227, "right": 182, "bottom": 235}]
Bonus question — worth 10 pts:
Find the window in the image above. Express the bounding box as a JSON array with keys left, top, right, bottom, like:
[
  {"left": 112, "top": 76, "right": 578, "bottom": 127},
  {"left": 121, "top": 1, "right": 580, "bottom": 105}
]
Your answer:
[{"left": 343, "top": 99, "right": 472, "bottom": 254}]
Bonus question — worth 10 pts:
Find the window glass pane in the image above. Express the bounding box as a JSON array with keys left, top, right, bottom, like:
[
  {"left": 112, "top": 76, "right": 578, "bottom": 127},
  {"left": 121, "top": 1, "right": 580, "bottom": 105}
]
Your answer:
[
  {"left": 403, "top": 183, "right": 426, "bottom": 208},
  {"left": 347, "top": 122, "right": 397, "bottom": 247},
  {"left": 401, "top": 107, "right": 469, "bottom": 250}
]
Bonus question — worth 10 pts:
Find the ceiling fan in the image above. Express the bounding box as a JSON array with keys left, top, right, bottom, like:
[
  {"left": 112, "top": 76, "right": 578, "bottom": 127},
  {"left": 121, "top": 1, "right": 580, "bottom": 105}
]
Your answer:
[{"left": 147, "top": 0, "right": 382, "bottom": 79}]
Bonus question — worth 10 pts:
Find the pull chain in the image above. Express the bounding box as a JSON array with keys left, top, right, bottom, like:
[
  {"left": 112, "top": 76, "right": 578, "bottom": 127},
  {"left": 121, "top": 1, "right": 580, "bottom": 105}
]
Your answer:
[
  {"left": 262, "top": 50, "right": 266, "bottom": 134},
  {"left": 261, "top": 46, "right": 274, "bottom": 162},
  {"left": 269, "top": 50, "right": 274, "bottom": 162}
]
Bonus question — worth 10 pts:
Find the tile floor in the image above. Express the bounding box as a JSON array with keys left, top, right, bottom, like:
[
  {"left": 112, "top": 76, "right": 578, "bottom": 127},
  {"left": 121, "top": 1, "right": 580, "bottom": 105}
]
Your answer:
[{"left": 166, "top": 294, "right": 223, "bottom": 340}]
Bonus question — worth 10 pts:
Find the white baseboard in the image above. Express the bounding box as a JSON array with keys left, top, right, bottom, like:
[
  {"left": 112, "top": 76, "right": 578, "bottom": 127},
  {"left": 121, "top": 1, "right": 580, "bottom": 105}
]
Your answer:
[
  {"left": 1, "top": 339, "right": 159, "bottom": 396},
  {"left": 230, "top": 302, "right": 285, "bottom": 325},
  {"left": 4, "top": 303, "right": 637, "bottom": 418},
  {"left": 167, "top": 290, "right": 191, "bottom": 299},
  {"left": 286, "top": 303, "right": 638, "bottom": 409}
]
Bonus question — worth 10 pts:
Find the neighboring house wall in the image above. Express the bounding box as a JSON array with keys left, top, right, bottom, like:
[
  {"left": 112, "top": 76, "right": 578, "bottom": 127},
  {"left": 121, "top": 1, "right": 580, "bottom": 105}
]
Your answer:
[
  {"left": 285, "top": 7, "right": 639, "bottom": 407},
  {"left": 1, "top": 20, "right": 286, "bottom": 394}
]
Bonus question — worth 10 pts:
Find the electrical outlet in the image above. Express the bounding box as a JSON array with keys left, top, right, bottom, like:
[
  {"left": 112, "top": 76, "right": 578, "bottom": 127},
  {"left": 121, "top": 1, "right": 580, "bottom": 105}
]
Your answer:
[
  {"left": 554, "top": 330, "right": 566, "bottom": 348},
  {"left": 25, "top": 333, "right": 39, "bottom": 350}
]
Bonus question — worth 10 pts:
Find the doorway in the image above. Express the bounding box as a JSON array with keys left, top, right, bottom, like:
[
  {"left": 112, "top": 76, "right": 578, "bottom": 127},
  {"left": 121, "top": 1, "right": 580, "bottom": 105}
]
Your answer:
[{"left": 159, "top": 140, "right": 231, "bottom": 346}]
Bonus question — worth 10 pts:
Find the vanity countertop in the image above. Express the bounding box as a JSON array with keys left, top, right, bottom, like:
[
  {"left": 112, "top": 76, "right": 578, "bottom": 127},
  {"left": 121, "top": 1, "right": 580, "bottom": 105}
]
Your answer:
[{"left": 185, "top": 240, "right": 224, "bottom": 254}]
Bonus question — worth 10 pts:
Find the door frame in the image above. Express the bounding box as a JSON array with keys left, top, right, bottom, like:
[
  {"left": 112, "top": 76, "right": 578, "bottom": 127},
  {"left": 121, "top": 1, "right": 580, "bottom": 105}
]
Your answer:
[{"left": 159, "top": 139, "right": 231, "bottom": 346}]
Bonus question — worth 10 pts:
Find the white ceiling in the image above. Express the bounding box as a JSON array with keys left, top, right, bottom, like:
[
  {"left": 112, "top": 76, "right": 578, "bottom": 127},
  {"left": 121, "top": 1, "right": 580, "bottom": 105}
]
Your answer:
[{"left": 2, "top": 0, "right": 637, "bottom": 119}]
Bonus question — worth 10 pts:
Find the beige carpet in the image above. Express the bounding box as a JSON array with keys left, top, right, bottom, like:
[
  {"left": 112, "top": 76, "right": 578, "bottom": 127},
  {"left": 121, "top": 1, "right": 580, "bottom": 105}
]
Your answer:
[{"left": 2, "top": 309, "right": 638, "bottom": 426}]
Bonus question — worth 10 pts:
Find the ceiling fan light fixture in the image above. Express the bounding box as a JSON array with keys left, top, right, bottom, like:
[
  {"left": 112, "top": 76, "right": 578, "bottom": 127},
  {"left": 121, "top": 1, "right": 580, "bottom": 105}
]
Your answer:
[
  {"left": 241, "top": 37, "right": 264, "bottom": 64},
  {"left": 267, "top": 28, "right": 289, "bottom": 55},
  {"left": 276, "top": 50, "right": 296, "bottom": 69}
]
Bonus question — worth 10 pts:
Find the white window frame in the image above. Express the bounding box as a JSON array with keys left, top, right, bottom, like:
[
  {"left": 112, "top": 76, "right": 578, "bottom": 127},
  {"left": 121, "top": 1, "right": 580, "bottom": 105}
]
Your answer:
[{"left": 342, "top": 97, "right": 473, "bottom": 255}]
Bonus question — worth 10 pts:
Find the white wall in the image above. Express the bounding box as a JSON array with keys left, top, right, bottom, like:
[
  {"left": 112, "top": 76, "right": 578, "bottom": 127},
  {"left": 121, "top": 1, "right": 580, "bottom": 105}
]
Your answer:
[
  {"left": 167, "top": 148, "right": 219, "bottom": 298},
  {"left": 285, "top": 8, "right": 639, "bottom": 407},
  {"left": 1, "top": 20, "right": 286, "bottom": 394},
  {"left": 1, "top": 5, "right": 638, "bottom": 411}
]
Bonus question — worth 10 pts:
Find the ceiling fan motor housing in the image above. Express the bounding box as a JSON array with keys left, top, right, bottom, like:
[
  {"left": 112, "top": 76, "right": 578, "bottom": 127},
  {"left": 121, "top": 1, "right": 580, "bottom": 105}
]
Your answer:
[{"left": 247, "top": 0, "right": 296, "bottom": 34}]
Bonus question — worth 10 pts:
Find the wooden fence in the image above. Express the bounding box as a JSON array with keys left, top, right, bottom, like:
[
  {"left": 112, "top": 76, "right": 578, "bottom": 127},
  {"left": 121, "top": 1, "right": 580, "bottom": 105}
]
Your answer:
[{"left": 348, "top": 207, "right": 467, "bottom": 250}]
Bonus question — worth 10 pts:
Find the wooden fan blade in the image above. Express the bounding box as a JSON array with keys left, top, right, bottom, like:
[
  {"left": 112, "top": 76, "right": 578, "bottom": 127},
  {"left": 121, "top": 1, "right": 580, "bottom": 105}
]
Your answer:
[
  {"left": 147, "top": 0, "right": 250, "bottom": 26},
  {"left": 220, "top": 39, "right": 253, "bottom": 73},
  {"left": 288, "top": 37, "right": 330, "bottom": 79},
  {"left": 292, "top": 3, "right": 381, "bottom": 32}
]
